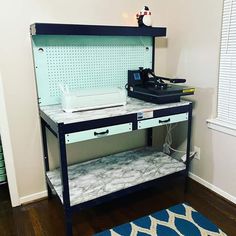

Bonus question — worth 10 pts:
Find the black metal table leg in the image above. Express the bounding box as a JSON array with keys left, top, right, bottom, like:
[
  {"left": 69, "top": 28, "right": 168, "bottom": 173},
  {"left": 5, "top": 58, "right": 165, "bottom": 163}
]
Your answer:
[
  {"left": 58, "top": 124, "right": 73, "bottom": 236},
  {"left": 41, "top": 118, "right": 52, "bottom": 198},
  {"left": 185, "top": 104, "right": 193, "bottom": 192},
  {"left": 147, "top": 128, "right": 153, "bottom": 146},
  {"left": 65, "top": 208, "right": 73, "bottom": 236}
]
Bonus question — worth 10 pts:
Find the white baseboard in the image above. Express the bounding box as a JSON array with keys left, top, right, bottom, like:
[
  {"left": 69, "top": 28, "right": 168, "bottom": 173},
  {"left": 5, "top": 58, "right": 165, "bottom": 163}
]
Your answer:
[
  {"left": 20, "top": 190, "right": 47, "bottom": 204},
  {"left": 189, "top": 172, "right": 236, "bottom": 205}
]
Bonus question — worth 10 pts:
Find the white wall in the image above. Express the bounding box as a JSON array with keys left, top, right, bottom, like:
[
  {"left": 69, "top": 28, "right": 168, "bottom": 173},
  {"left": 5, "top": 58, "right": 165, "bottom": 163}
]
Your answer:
[
  {"left": 163, "top": 0, "right": 236, "bottom": 202},
  {"left": 0, "top": 0, "right": 168, "bottom": 203}
]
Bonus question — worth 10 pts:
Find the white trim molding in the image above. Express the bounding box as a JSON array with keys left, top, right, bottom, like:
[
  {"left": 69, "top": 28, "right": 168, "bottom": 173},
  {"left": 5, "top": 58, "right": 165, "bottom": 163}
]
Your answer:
[
  {"left": 207, "top": 119, "right": 236, "bottom": 137},
  {"left": 20, "top": 190, "right": 47, "bottom": 204},
  {"left": 189, "top": 172, "right": 236, "bottom": 205}
]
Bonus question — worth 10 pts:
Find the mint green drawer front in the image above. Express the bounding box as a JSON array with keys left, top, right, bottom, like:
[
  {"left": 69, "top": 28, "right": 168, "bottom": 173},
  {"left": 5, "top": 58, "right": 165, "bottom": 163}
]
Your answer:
[
  {"left": 0, "top": 153, "right": 3, "bottom": 160},
  {"left": 0, "top": 174, "right": 6, "bottom": 182},
  {"left": 66, "top": 123, "right": 132, "bottom": 144},
  {"left": 138, "top": 112, "right": 188, "bottom": 130},
  {"left": 0, "top": 160, "right": 4, "bottom": 168},
  {"left": 0, "top": 167, "right": 5, "bottom": 175}
]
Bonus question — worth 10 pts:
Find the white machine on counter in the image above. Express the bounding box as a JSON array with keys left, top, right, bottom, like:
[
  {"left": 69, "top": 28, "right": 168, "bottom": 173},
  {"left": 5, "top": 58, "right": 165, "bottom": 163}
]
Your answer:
[{"left": 60, "top": 85, "right": 127, "bottom": 113}]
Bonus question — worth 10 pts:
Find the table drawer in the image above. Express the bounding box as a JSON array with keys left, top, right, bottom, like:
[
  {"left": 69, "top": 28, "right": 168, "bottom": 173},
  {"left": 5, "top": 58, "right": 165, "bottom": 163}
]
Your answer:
[
  {"left": 138, "top": 112, "right": 188, "bottom": 130},
  {"left": 65, "top": 122, "right": 132, "bottom": 144}
]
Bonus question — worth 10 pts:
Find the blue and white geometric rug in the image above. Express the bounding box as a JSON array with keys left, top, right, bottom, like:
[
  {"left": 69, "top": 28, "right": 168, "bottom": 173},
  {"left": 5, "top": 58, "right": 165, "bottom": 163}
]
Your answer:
[{"left": 95, "top": 203, "right": 227, "bottom": 236}]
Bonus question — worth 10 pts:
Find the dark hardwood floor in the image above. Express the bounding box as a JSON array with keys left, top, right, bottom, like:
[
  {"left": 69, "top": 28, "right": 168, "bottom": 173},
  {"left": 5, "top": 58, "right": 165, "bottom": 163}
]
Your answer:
[{"left": 0, "top": 178, "right": 236, "bottom": 236}]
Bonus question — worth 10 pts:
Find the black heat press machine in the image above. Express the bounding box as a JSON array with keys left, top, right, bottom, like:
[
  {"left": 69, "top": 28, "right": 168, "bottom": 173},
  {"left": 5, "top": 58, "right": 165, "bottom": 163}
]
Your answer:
[{"left": 127, "top": 68, "right": 195, "bottom": 104}]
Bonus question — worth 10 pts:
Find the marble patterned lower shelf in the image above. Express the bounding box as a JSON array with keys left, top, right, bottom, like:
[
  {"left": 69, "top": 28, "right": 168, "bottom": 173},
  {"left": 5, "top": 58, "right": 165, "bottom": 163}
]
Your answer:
[{"left": 46, "top": 147, "right": 186, "bottom": 206}]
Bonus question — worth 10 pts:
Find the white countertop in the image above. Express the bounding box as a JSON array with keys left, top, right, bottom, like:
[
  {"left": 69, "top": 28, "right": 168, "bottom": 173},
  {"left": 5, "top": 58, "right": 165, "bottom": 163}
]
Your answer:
[{"left": 40, "top": 98, "right": 190, "bottom": 124}]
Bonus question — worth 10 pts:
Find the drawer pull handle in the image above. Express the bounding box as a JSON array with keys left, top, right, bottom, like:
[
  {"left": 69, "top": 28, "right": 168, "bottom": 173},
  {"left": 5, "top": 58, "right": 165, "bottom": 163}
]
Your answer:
[
  {"left": 94, "top": 129, "right": 109, "bottom": 136},
  {"left": 159, "top": 118, "right": 170, "bottom": 123}
]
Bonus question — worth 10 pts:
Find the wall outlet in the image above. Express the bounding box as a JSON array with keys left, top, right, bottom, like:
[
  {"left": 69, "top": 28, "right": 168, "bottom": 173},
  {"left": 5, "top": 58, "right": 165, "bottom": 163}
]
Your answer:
[
  {"left": 194, "top": 146, "right": 200, "bottom": 160},
  {"left": 181, "top": 151, "right": 196, "bottom": 162}
]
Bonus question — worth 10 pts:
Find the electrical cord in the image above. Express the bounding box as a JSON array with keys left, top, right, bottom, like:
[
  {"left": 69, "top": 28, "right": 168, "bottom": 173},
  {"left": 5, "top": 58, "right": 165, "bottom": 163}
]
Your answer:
[
  {"left": 163, "top": 123, "right": 186, "bottom": 154},
  {"left": 163, "top": 123, "right": 176, "bottom": 154},
  {"left": 168, "top": 145, "right": 186, "bottom": 153},
  {"left": 163, "top": 123, "right": 197, "bottom": 162}
]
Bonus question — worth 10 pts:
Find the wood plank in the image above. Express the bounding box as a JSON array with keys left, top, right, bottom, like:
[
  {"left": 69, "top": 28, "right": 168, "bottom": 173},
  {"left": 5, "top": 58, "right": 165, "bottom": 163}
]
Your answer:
[{"left": 0, "top": 178, "right": 235, "bottom": 235}]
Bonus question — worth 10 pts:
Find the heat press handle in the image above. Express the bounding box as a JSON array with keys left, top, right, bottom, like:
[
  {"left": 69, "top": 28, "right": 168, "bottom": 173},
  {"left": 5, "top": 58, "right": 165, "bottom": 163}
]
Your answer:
[
  {"left": 169, "top": 78, "right": 186, "bottom": 83},
  {"left": 157, "top": 76, "right": 186, "bottom": 84}
]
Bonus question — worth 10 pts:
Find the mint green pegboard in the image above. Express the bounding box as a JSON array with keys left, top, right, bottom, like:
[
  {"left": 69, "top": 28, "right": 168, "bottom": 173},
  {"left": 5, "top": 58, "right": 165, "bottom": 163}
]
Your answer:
[{"left": 32, "top": 35, "right": 153, "bottom": 106}]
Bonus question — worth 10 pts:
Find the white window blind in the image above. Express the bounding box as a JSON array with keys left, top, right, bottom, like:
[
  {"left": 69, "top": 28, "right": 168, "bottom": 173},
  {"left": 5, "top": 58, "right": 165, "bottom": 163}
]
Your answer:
[{"left": 218, "top": 0, "right": 236, "bottom": 125}]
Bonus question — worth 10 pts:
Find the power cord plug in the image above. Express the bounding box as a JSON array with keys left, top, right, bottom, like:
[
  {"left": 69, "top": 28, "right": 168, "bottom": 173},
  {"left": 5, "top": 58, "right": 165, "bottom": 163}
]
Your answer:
[{"left": 181, "top": 151, "right": 197, "bottom": 162}]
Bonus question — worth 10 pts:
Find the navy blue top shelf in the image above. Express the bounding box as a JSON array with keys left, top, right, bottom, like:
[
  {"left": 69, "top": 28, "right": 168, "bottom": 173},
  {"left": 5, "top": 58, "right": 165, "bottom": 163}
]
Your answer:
[{"left": 30, "top": 23, "right": 167, "bottom": 37}]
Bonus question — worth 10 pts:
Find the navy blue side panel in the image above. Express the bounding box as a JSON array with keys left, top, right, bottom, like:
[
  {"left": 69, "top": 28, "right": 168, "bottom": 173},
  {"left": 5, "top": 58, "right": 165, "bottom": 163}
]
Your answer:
[
  {"left": 58, "top": 125, "right": 71, "bottom": 207},
  {"left": 62, "top": 114, "right": 137, "bottom": 134},
  {"left": 153, "top": 105, "right": 190, "bottom": 118},
  {"left": 41, "top": 119, "right": 52, "bottom": 198},
  {"left": 152, "top": 37, "right": 155, "bottom": 71},
  {"left": 147, "top": 128, "right": 153, "bottom": 146},
  {"left": 31, "top": 23, "right": 167, "bottom": 37},
  {"left": 40, "top": 110, "right": 58, "bottom": 136},
  {"left": 185, "top": 103, "right": 193, "bottom": 192},
  {"left": 57, "top": 124, "right": 73, "bottom": 235},
  {"left": 41, "top": 119, "right": 50, "bottom": 171}
]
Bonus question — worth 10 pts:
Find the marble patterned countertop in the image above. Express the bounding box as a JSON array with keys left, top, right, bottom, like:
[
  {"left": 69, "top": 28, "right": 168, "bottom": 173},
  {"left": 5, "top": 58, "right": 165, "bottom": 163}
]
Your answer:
[
  {"left": 47, "top": 147, "right": 186, "bottom": 206},
  {"left": 40, "top": 98, "right": 190, "bottom": 124}
]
